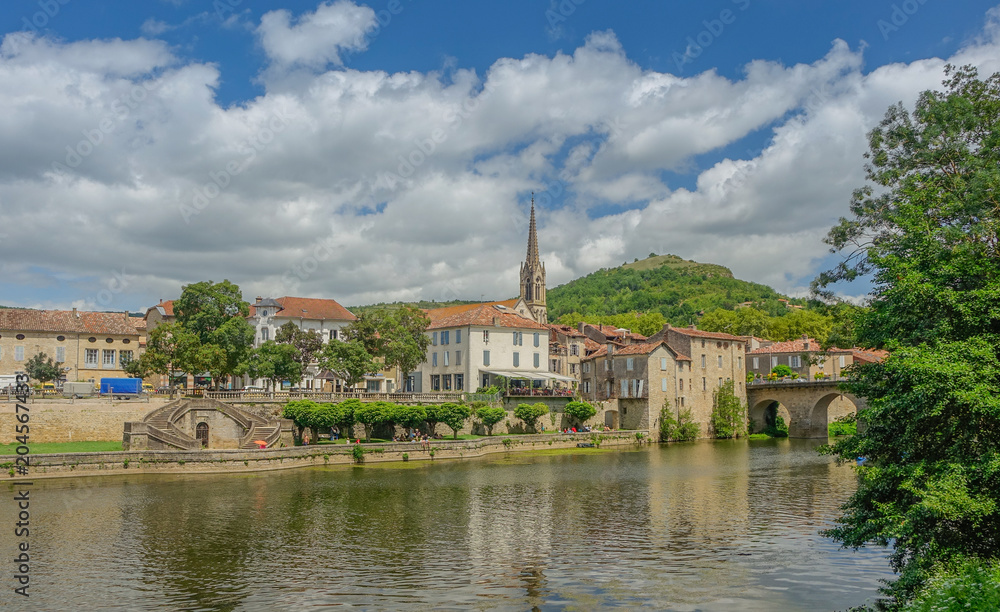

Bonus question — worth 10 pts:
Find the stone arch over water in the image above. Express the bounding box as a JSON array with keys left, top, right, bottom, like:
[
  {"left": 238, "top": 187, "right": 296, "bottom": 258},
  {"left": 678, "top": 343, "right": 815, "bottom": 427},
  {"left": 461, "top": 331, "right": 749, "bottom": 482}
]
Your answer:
[{"left": 749, "top": 399, "right": 791, "bottom": 434}]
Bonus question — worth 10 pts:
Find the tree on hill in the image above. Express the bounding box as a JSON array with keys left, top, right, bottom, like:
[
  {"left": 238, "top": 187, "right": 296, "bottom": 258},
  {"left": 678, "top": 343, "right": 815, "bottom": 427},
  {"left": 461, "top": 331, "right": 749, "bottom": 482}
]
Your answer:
[{"left": 815, "top": 66, "right": 1000, "bottom": 608}]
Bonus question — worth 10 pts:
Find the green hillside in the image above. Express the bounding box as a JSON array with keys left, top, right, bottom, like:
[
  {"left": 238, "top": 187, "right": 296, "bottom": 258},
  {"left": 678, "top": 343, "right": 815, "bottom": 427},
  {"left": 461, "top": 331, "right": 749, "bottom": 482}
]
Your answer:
[
  {"left": 347, "top": 299, "right": 487, "bottom": 317},
  {"left": 547, "top": 254, "right": 801, "bottom": 325}
]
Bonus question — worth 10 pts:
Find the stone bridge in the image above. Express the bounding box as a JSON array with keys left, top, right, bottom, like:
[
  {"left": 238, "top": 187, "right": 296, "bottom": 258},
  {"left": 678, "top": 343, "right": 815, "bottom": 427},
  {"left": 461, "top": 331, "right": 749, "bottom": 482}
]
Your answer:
[{"left": 746, "top": 380, "right": 867, "bottom": 438}]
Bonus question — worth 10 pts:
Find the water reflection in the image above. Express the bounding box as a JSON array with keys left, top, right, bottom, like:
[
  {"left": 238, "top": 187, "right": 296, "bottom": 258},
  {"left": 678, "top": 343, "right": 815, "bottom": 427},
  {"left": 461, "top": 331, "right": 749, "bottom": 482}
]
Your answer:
[{"left": 3, "top": 440, "right": 891, "bottom": 611}]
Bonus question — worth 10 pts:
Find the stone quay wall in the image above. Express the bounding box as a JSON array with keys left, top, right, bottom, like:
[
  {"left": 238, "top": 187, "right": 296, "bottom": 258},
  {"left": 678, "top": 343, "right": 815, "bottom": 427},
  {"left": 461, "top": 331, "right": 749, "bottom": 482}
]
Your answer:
[
  {"left": 0, "top": 398, "right": 172, "bottom": 443},
  {"left": 0, "top": 431, "right": 648, "bottom": 480}
]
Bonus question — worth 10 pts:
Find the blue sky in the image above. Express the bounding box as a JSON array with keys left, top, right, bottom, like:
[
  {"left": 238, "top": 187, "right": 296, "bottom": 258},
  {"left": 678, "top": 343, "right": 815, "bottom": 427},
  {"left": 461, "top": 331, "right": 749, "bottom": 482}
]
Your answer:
[{"left": 2, "top": 0, "right": 999, "bottom": 311}]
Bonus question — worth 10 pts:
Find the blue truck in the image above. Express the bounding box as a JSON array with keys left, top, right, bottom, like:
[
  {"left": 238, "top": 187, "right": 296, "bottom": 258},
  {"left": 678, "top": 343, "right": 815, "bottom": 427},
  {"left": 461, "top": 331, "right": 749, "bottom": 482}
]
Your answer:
[{"left": 100, "top": 378, "right": 143, "bottom": 399}]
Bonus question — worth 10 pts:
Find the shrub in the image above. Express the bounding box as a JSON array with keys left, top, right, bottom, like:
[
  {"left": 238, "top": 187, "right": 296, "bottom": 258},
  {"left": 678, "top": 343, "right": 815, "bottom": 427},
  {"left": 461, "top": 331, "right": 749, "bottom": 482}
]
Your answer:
[
  {"left": 771, "top": 364, "right": 795, "bottom": 378},
  {"left": 828, "top": 413, "right": 857, "bottom": 437},
  {"left": 659, "top": 406, "right": 699, "bottom": 442},
  {"left": 905, "top": 558, "right": 1000, "bottom": 612},
  {"left": 402, "top": 452, "right": 409, "bottom": 462},
  {"left": 710, "top": 380, "right": 747, "bottom": 439},
  {"left": 763, "top": 415, "right": 789, "bottom": 438},
  {"left": 351, "top": 444, "right": 365, "bottom": 464},
  {"left": 438, "top": 402, "right": 472, "bottom": 439}
]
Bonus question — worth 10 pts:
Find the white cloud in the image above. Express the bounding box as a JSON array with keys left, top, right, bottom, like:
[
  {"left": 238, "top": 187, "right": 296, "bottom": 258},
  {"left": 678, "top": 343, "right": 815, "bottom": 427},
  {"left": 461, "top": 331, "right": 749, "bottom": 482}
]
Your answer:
[
  {"left": 256, "top": 1, "right": 377, "bottom": 69},
  {"left": 2, "top": 4, "right": 1000, "bottom": 311}
]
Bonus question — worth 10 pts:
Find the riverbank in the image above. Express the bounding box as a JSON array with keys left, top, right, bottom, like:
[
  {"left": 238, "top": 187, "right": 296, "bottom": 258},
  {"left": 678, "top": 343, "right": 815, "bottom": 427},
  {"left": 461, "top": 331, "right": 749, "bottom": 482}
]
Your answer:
[{"left": 0, "top": 430, "right": 647, "bottom": 480}]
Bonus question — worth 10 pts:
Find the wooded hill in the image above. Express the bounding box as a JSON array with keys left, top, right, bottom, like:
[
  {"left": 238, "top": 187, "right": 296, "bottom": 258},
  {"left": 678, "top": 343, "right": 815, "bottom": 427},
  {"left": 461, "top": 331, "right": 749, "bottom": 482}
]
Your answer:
[{"left": 546, "top": 254, "right": 803, "bottom": 325}]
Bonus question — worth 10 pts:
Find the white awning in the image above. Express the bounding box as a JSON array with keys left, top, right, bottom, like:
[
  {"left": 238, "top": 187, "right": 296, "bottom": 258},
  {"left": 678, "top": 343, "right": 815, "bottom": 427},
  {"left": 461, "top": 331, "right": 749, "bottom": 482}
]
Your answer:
[{"left": 481, "top": 369, "right": 576, "bottom": 383}]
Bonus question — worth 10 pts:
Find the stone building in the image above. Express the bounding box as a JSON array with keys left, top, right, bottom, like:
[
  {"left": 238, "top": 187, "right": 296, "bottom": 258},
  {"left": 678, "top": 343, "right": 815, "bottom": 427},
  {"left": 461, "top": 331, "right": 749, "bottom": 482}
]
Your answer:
[{"left": 0, "top": 308, "right": 142, "bottom": 385}]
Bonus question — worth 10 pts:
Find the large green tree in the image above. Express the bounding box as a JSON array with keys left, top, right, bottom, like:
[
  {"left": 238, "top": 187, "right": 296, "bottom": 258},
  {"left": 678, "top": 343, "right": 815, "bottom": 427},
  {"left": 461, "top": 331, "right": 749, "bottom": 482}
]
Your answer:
[
  {"left": 815, "top": 66, "right": 1000, "bottom": 609},
  {"left": 25, "top": 352, "right": 61, "bottom": 384},
  {"left": 248, "top": 341, "right": 302, "bottom": 391},
  {"left": 317, "top": 338, "right": 378, "bottom": 389},
  {"left": 345, "top": 306, "right": 430, "bottom": 389},
  {"left": 276, "top": 322, "right": 325, "bottom": 371},
  {"left": 173, "top": 280, "right": 249, "bottom": 342}
]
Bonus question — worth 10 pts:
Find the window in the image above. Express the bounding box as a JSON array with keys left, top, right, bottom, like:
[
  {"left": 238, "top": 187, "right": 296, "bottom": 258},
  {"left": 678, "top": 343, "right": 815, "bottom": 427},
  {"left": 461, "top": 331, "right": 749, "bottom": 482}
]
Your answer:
[
  {"left": 441, "top": 331, "right": 449, "bottom": 345},
  {"left": 120, "top": 350, "right": 133, "bottom": 365},
  {"left": 737, "top": 356, "right": 742, "bottom": 370},
  {"left": 103, "top": 350, "right": 116, "bottom": 366},
  {"left": 261, "top": 310, "right": 268, "bottom": 317},
  {"left": 584, "top": 381, "right": 591, "bottom": 393},
  {"left": 839, "top": 355, "right": 846, "bottom": 368},
  {"left": 455, "top": 329, "right": 462, "bottom": 344},
  {"left": 621, "top": 379, "right": 628, "bottom": 397},
  {"left": 483, "top": 330, "right": 490, "bottom": 343},
  {"left": 56, "top": 346, "right": 66, "bottom": 363},
  {"left": 443, "top": 351, "right": 449, "bottom": 366},
  {"left": 16, "top": 334, "right": 25, "bottom": 340},
  {"left": 533, "top": 353, "right": 540, "bottom": 368},
  {"left": 605, "top": 359, "right": 611, "bottom": 371},
  {"left": 570, "top": 344, "right": 579, "bottom": 356},
  {"left": 753, "top": 357, "right": 759, "bottom": 369},
  {"left": 85, "top": 349, "right": 98, "bottom": 365},
  {"left": 432, "top": 332, "right": 438, "bottom": 346},
  {"left": 626, "top": 358, "right": 634, "bottom": 371},
  {"left": 455, "top": 350, "right": 462, "bottom": 366},
  {"left": 533, "top": 333, "right": 539, "bottom": 347},
  {"left": 330, "top": 330, "right": 337, "bottom": 341},
  {"left": 679, "top": 379, "right": 684, "bottom": 391},
  {"left": 771, "top": 356, "right": 778, "bottom": 368},
  {"left": 261, "top": 328, "right": 269, "bottom": 341},
  {"left": 660, "top": 357, "right": 667, "bottom": 371},
  {"left": 701, "top": 354, "right": 706, "bottom": 368},
  {"left": 455, "top": 374, "right": 464, "bottom": 391},
  {"left": 483, "top": 350, "right": 490, "bottom": 366},
  {"left": 513, "top": 352, "right": 520, "bottom": 367},
  {"left": 719, "top": 377, "right": 723, "bottom": 387},
  {"left": 432, "top": 352, "right": 438, "bottom": 367},
  {"left": 718, "top": 356, "right": 723, "bottom": 368},
  {"left": 570, "top": 363, "right": 577, "bottom": 374},
  {"left": 701, "top": 340, "right": 705, "bottom": 348},
  {"left": 106, "top": 338, "right": 113, "bottom": 344},
  {"left": 702, "top": 377, "right": 707, "bottom": 391},
  {"left": 431, "top": 375, "right": 440, "bottom": 391},
  {"left": 661, "top": 377, "right": 667, "bottom": 392},
  {"left": 513, "top": 331, "right": 518, "bottom": 345},
  {"left": 443, "top": 374, "right": 452, "bottom": 390},
  {"left": 57, "top": 335, "right": 65, "bottom": 342},
  {"left": 790, "top": 355, "right": 801, "bottom": 368},
  {"left": 681, "top": 397, "right": 685, "bottom": 407},
  {"left": 15, "top": 346, "right": 25, "bottom": 361},
  {"left": 583, "top": 362, "right": 590, "bottom": 373}
]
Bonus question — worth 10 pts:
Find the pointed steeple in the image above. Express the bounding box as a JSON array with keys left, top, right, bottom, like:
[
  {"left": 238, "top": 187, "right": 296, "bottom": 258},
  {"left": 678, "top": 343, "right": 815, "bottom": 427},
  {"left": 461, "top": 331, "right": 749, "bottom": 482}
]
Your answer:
[{"left": 526, "top": 193, "right": 540, "bottom": 266}]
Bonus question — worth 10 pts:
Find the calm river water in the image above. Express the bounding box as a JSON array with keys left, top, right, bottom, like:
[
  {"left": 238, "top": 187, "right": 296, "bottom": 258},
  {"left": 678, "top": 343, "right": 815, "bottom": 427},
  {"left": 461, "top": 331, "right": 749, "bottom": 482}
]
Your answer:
[{"left": 4, "top": 439, "right": 892, "bottom": 611}]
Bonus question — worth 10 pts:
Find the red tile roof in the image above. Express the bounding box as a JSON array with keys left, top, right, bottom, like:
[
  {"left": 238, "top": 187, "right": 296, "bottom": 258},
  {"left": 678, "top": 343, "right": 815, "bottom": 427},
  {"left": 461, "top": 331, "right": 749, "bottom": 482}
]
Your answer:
[
  {"left": 546, "top": 324, "right": 586, "bottom": 338},
  {"left": 424, "top": 300, "right": 519, "bottom": 324},
  {"left": 157, "top": 300, "right": 174, "bottom": 316},
  {"left": 583, "top": 340, "right": 690, "bottom": 362},
  {"left": 425, "top": 303, "right": 547, "bottom": 331},
  {"left": 748, "top": 337, "right": 824, "bottom": 354},
  {"left": 0, "top": 309, "right": 140, "bottom": 336},
  {"left": 668, "top": 326, "right": 746, "bottom": 342},
  {"left": 250, "top": 296, "right": 356, "bottom": 321}
]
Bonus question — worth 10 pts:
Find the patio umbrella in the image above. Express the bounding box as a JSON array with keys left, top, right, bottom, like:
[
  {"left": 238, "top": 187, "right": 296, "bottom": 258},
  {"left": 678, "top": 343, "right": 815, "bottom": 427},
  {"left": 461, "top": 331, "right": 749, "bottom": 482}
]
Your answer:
[{"left": 254, "top": 440, "right": 268, "bottom": 448}]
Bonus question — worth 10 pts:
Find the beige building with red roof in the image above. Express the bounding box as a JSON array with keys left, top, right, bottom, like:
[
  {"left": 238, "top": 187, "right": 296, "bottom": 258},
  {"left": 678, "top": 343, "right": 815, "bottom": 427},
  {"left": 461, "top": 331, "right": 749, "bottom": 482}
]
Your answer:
[
  {"left": 0, "top": 308, "right": 142, "bottom": 385},
  {"left": 410, "top": 302, "right": 566, "bottom": 393},
  {"left": 747, "top": 335, "right": 888, "bottom": 381}
]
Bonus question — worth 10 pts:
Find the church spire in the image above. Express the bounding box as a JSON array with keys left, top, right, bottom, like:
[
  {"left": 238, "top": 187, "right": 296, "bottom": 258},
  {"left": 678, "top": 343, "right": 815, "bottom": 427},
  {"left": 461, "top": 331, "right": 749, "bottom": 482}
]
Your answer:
[{"left": 526, "top": 193, "right": 540, "bottom": 265}]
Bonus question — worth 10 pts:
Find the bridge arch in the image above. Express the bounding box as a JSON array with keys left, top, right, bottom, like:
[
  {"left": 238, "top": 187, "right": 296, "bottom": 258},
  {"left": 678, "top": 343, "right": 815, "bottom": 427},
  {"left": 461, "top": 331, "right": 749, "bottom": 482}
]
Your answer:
[
  {"left": 808, "top": 392, "right": 860, "bottom": 438},
  {"left": 749, "top": 399, "right": 791, "bottom": 435},
  {"left": 747, "top": 381, "right": 868, "bottom": 438}
]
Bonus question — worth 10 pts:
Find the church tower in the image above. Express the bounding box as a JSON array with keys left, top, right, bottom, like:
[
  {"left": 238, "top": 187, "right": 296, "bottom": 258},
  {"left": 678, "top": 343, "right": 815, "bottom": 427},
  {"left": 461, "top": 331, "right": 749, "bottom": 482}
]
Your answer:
[{"left": 519, "top": 195, "right": 547, "bottom": 324}]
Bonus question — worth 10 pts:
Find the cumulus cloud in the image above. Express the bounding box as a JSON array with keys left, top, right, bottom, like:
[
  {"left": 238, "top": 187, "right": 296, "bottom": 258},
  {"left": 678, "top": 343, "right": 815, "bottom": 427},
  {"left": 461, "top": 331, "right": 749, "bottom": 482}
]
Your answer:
[
  {"left": 2, "top": 2, "right": 1000, "bottom": 311},
  {"left": 256, "top": 0, "right": 377, "bottom": 69}
]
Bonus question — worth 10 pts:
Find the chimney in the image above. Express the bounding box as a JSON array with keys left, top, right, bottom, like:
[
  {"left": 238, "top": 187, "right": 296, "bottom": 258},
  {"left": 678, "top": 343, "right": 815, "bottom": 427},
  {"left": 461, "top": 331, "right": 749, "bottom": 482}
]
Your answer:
[
  {"left": 578, "top": 321, "right": 587, "bottom": 334},
  {"left": 256, "top": 296, "right": 262, "bottom": 304},
  {"left": 689, "top": 324, "right": 697, "bottom": 330},
  {"left": 72, "top": 307, "right": 77, "bottom": 317},
  {"left": 802, "top": 334, "right": 809, "bottom": 350}
]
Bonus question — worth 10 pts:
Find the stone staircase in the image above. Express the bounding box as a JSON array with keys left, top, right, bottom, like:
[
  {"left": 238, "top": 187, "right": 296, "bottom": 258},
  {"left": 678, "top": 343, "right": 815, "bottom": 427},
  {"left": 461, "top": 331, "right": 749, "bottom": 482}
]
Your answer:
[{"left": 139, "top": 398, "right": 282, "bottom": 450}]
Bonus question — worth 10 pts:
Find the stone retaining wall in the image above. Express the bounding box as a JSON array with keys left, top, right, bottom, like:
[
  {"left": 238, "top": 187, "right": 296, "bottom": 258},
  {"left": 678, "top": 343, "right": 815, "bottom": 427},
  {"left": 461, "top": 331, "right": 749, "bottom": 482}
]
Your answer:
[
  {"left": 0, "top": 399, "right": 172, "bottom": 443},
  {"left": 0, "top": 431, "right": 648, "bottom": 480}
]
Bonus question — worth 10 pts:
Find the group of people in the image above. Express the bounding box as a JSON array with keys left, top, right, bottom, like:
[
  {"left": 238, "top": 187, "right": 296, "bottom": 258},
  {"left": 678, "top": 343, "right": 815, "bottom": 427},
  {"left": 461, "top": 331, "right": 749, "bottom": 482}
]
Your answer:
[{"left": 560, "top": 425, "right": 612, "bottom": 434}]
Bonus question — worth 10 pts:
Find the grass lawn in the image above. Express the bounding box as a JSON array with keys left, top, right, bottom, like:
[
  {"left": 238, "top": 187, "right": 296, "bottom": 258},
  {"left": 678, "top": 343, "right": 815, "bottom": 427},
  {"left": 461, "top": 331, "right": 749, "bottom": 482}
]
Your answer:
[{"left": 0, "top": 441, "right": 122, "bottom": 455}]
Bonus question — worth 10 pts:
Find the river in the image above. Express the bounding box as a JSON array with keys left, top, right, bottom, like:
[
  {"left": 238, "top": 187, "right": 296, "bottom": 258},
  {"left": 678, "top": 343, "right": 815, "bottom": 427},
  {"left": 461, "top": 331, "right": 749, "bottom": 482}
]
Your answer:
[{"left": 3, "top": 439, "right": 892, "bottom": 610}]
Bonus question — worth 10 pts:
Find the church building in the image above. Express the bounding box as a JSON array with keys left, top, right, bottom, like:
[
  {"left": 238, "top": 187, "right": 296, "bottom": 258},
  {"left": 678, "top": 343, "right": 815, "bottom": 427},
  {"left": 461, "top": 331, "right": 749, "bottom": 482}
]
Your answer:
[{"left": 517, "top": 196, "right": 547, "bottom": 325}]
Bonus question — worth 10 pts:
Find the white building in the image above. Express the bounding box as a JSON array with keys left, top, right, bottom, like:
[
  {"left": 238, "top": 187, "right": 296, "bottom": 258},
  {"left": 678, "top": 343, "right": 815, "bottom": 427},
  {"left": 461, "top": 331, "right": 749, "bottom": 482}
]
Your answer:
[
  {"left": 409, "top": 302, "right": 563, "bottom": 392},
  {"left": 248, "top": 296, "right": 357, "bottom": 390}
]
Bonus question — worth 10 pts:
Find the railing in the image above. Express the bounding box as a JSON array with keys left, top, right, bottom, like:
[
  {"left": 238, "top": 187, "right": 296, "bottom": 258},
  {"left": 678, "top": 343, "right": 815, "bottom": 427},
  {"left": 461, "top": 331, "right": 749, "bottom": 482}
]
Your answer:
[
  {"left": 465, "top": 392, "right": 502, "bottom": 404},
  {"left": 504, "top": 388, "right": 576, "bottom": 398},
  {"left": 146, "top": 424, "right": 200, "bottom": 450},
  {"left": 747, "top": 376, "right": 846, "bottom": 387},
  {"left": 203, "top": 390, "right": 465, "bottom": 403}
]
